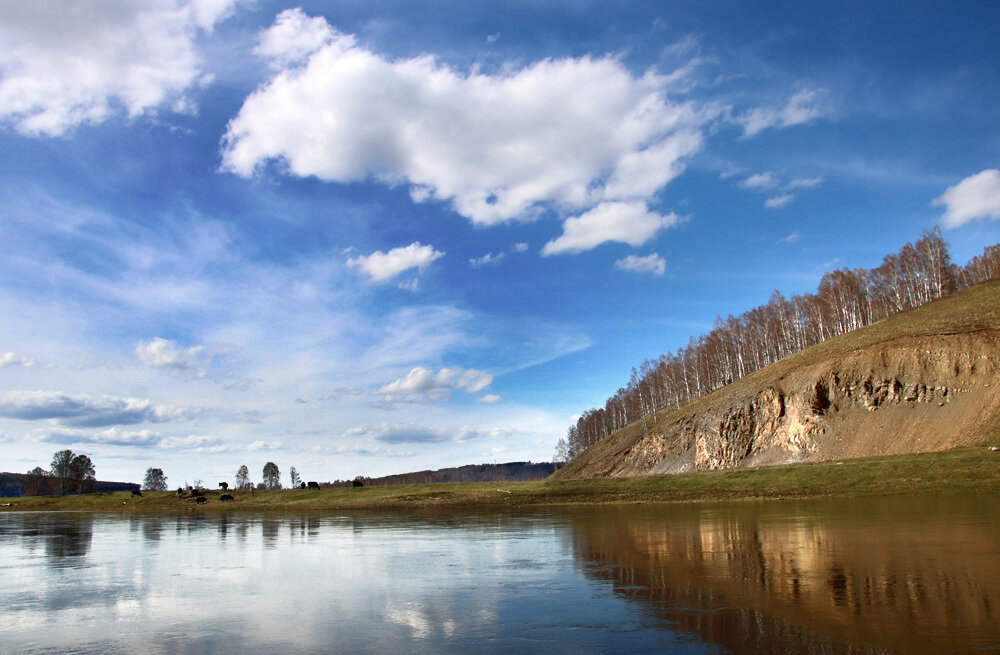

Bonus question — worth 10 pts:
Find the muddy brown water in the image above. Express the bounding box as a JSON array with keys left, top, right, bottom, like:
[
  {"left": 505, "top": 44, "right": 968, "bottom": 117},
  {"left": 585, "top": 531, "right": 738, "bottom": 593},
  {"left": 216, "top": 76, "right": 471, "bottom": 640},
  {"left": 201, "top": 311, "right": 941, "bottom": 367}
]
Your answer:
[{"left": 2, "top": 494, "right": 999, "bottom": 654}]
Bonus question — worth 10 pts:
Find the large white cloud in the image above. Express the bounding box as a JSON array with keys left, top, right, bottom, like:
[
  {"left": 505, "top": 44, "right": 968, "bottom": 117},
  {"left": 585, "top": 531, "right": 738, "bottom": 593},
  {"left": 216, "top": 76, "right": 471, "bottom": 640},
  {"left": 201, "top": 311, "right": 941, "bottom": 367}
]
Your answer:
[
  {"left": 222, "top": 9, "right": 704, "bottom": 233},
  {"left": 935, "top": 169, "right": 1000, "bottom": 228},
  {"left": 0, "top": 0, "right": 238, "bottom": 136},
  {"left": 541, "top": 201, "right": 679, "bottom": 256},
  {"left": 347, "top": 242, "right": 444, "bottom": 282}
]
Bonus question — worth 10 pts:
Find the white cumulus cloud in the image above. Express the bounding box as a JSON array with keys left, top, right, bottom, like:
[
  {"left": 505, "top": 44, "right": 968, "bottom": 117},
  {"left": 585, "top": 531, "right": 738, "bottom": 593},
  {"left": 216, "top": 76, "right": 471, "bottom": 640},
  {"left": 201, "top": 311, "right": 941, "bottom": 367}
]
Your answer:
[
  {"left": 347, "top": 242, "right": 444, "bottom": 282},
  {"left": 222, "top": 11, "right": 705, "bottom": 230},
  {"left": 0, "top": 0, "right": 240, "bottom": 136},
  {"left": 934, "top": 169, "right": 1000, "bottom": 228},
  {"left": 476, "top": 394, "right": 502, "bottom": 404},
  {"left": 375, "top": 366, "right": 493, "bottom": 404},
  {"left": 615, "top": 253, "right": 666, "bottom": 275},
  {"left": 135, "top": 337, "right": 208, "bottom": 376},
  {"left": 541, "top": 202, "right": 679, "bottom": 256}
]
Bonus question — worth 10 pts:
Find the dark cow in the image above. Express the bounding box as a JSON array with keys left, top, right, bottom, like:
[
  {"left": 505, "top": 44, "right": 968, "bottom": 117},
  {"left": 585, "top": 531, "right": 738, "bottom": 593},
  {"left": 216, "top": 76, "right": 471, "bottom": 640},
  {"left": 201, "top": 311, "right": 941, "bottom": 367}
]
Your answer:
[
  {"left": 176, "top": 487, "right": 185, "bottom": 496},
  {"left": 352, "top": 479, "right": 364, "bottom": 488},
  {"left": 190, "top": 488, "right": 204, "bottom": 498},
  {"left": 218, "top": 482, "right": 229, "bottom": 490},
  {"left": 131, "top": 489, "right": 142, "bottom": 497},
  {"left": 300, "top": 482, "right": 306, "bottom": 489},
  {"left": 195, "top": 496, "right": 207, "bottom": 504},
  {"left": 219, "top": 493, "right": 234, "bottom": 502},
  {"left": 307, "top": 481, "right": 320, "bottom": 490}
]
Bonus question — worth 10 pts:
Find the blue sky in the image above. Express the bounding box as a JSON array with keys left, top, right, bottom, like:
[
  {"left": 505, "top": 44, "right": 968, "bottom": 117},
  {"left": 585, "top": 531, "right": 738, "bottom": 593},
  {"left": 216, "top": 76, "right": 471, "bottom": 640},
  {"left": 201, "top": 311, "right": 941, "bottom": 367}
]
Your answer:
[{"left": 1, "top": 1, "right": 999, "bottom": 485}]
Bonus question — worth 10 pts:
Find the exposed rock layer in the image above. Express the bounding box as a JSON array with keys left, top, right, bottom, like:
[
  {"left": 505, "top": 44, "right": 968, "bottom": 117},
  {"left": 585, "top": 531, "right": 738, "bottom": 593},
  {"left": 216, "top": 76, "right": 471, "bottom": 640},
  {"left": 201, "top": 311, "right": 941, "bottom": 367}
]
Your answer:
[{"left": 554, "top": 282, "right": 1000, "bottom": 479}]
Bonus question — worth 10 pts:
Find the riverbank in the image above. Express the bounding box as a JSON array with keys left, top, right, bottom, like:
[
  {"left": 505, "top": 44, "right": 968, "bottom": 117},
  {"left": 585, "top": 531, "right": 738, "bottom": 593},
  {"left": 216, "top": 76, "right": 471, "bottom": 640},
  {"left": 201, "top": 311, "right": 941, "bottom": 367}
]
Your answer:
[{"left": 4, "top": 446, "right": 1000, "bottom": 512}]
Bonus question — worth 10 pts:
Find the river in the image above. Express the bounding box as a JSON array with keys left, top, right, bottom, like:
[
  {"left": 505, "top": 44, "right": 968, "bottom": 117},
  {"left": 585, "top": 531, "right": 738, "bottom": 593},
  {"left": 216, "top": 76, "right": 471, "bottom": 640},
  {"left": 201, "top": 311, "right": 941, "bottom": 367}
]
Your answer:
[{"left": 2, "top": 493, "right": 999, "bottom": 654}]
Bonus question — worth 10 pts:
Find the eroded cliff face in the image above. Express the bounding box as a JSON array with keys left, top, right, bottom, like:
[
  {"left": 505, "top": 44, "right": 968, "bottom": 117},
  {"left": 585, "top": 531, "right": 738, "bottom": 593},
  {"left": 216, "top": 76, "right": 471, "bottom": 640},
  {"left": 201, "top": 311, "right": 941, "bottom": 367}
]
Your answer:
[{"left": 608, "top": 336, "right": 1000, "bottom": 477}]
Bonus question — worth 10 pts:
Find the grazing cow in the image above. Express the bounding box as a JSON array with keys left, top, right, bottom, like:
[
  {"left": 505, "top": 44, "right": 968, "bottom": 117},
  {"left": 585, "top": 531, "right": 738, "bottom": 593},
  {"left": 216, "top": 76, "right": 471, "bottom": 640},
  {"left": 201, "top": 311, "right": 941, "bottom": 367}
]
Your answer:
[
  {"left": 131, "top": 489, "right": 142, "bottom": 497},
  {"left": 176, "top": 488, "right": 185, "bottom": 496},
  {"left": 218, "top": 482, "right": 229, "bottom": 490},
  {"left": 219, "top": 494, "right": 234, "bottom": 502},
  {"left": 190, "top": 488, "right": 204, "bottom": 498},
  {"left": 307, "top": 481, "right": 320, "bottom": 490},
  {"left": 300, "top": 482, "right": 306, "bottom": 489},
  {"left": 195, "top": 496, "right": 207, "bottom": 504}
]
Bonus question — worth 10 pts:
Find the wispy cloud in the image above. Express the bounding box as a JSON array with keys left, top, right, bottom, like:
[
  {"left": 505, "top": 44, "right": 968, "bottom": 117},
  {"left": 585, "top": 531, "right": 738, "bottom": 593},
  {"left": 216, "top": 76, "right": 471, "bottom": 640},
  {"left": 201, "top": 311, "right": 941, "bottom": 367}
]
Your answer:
[
  {"left": 469, "top": 253, "right": 505, "bottom": 268},
  {"left": 615, "top": 253, "right": 666, "bottom": 275},
  {"left": 342, "top": 423, "right": 505, "bottom": 444},
  {"left": 738, "top": 89, "right": 827, "bottom": 137},
  {"left": 765, "top": 194, "right": 794, "bottom": 209}
]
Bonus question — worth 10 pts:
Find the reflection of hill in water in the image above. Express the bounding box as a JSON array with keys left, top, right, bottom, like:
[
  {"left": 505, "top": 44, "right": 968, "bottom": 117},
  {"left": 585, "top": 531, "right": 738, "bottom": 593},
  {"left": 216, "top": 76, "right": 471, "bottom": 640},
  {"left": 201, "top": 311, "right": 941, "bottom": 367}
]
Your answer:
[{"left": 566, "top": 495, "right": 1000, "bottom": 654}]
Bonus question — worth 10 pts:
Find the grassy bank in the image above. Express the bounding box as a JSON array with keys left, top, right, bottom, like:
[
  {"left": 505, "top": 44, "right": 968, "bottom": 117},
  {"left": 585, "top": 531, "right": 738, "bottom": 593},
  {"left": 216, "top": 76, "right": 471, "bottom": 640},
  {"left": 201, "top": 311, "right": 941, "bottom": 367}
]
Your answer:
[{"left": 4, "top": 446, "right": 1000, "bottom": 512}]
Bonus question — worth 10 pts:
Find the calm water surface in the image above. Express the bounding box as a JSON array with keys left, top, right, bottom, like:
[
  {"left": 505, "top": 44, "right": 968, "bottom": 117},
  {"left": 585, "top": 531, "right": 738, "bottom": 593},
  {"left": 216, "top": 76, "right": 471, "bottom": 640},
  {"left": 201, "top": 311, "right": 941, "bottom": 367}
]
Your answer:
[{"left": 2, "top": 494, "right": 1000, "bottom": 654}]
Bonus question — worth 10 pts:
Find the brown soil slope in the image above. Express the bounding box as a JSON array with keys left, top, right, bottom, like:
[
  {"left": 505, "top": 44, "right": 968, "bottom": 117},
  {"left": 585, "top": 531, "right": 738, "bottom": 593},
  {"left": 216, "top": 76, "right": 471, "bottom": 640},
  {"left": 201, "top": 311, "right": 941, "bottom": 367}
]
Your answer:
[{"left": 554, "top": 280, "right": 1000, "bottom": 479}]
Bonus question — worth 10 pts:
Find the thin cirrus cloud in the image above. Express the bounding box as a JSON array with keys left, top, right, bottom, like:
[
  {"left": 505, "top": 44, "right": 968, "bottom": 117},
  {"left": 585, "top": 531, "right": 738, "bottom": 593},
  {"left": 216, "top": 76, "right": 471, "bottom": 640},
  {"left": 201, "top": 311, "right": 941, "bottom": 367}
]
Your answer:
[
  {"left": 222, "top": 8, "right": 704, "bottom": 252},
  {"left": 615, "top": 253, "right": 666, "bottom": 276},
  {"left": 0, "top": 0, "right": 240, "bottom": 136},
  {"left": 737, "top": 171, "right": 824, "bottom": 209},
  {"left": 347, "top": 242, "right": 444, "bottom": 283},
  {"left": 737, "top": 89, "right": 827, "bottom": 137},
  {"left": 343, "top": 423, "right": 499, "bottom": 445},
  {"left": 934, "top": 169, "right": 1000, "bottom": 228},
  {"left": 0, "top": 390, "right": 199, "bottom": 428}
]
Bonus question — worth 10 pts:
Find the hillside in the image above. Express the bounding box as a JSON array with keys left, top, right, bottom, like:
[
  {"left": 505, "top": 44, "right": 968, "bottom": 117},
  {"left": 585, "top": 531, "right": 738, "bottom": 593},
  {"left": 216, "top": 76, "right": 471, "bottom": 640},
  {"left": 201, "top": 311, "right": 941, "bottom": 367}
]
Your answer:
[{"left": 553, "top": 280, "right": 1000, "bottom": 479}]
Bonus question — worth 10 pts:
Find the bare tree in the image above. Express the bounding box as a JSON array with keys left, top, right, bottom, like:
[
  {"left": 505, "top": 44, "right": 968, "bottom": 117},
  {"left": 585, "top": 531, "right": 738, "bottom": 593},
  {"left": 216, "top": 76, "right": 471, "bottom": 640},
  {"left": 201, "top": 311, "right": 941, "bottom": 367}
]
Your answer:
[
  {"left": 289, "top": 466, "right": 301, "bottom": 488},
  {"left": 560, "top": 233, "right": 1000, "bottom": 462},
  {"left": 235, "top": 465, "right": 250, "bottom": 490}
]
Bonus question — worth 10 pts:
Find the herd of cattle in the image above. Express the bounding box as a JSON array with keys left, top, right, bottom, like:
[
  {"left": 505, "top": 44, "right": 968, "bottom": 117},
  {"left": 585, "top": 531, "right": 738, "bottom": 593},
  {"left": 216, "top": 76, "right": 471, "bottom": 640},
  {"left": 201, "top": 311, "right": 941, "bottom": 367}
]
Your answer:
[{"left": 128, "top": 479, "right": 333, "bottom": 503}]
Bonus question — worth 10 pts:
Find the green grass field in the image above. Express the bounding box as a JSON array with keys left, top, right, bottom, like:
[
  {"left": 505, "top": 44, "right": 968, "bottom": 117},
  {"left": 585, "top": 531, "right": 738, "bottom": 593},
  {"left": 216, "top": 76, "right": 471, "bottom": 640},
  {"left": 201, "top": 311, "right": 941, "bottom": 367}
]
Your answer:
[{"left": 5, "top": 445, "right": 1000, "bottom": 512}]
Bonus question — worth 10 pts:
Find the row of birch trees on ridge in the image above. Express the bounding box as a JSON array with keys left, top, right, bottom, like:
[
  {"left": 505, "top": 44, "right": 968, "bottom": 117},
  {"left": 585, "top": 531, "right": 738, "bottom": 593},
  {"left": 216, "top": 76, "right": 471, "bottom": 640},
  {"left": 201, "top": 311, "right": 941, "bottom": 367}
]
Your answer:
[{"left": 556, "top": 229, "right": 1000, "bottom": 462}]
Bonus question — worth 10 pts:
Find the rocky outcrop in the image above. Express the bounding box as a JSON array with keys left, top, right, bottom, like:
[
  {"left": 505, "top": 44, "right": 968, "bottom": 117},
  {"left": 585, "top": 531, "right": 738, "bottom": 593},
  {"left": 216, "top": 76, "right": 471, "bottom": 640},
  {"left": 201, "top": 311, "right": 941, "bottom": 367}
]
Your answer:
[
  {"left": 554, "top": 316, "right": 1000, "bottom": 481},
  {"left": 605, "top": 338, "right": 1000, "bottom": 478}
]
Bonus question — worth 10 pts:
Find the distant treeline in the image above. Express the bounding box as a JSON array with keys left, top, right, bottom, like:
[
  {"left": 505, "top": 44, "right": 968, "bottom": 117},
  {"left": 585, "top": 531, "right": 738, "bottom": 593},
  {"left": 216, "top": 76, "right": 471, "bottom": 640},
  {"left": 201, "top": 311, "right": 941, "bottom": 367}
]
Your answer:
[
  {"left": 0, "top": 472, "right": 139, "bottom": 498},
  {"left": 322, "top": 461, "right": 556, "bottom": 488},
  {"left": 558, "top": 230, "right": 1000, "bottom": 461}
]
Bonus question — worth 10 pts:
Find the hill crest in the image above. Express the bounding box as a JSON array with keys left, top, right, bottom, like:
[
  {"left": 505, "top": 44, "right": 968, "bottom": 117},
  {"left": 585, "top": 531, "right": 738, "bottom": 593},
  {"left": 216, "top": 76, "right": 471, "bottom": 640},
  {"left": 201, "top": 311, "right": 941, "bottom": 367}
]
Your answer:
[{"left": 553, "top": 281, "right": 1000, "bottom": 479}]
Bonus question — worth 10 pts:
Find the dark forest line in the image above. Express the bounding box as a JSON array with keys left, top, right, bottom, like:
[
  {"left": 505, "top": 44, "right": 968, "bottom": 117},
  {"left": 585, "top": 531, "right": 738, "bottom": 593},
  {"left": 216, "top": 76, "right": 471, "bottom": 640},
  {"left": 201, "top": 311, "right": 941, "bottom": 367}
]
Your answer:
[{"left": 557, "top": 229, "right": 1000, "bottom": 462}]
